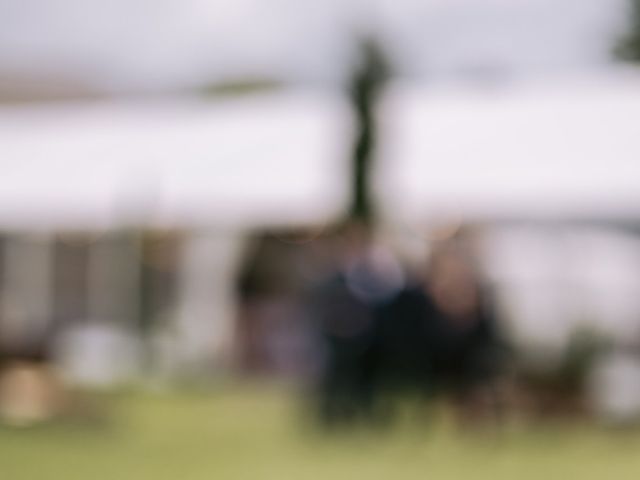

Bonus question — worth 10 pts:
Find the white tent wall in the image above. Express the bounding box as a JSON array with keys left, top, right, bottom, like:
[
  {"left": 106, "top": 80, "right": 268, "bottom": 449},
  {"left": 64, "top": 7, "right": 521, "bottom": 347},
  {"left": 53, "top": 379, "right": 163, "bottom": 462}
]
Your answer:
[
  {"left": 481, "top": 224, "right": 640, "bottom": 359},
  {"left": 172, "top": 230, "right": 247, "bottom": 378}
]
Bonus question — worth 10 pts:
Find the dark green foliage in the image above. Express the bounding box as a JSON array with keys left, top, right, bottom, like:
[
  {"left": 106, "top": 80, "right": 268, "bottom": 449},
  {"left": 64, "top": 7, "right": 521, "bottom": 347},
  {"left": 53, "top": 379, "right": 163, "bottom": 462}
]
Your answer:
[{"left": 615, "top": 0, "right": 640, "bottom": 62}]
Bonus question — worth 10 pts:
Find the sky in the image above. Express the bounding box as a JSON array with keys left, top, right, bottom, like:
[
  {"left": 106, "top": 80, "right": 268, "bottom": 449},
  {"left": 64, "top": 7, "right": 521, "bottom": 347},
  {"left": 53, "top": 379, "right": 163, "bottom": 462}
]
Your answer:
[{"left": 0, "top": 0, "right": 630, "bottom": 92}]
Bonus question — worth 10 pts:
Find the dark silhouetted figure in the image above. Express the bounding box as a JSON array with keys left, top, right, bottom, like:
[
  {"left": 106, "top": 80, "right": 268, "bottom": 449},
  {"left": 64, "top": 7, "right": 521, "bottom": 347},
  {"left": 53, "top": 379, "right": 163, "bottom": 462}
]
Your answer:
[
  {"left": 310, "top": 225, "right": 405, "bottom": 426},
  {"left": 424, "top": 238, "right": 508, "bottom": 425}
]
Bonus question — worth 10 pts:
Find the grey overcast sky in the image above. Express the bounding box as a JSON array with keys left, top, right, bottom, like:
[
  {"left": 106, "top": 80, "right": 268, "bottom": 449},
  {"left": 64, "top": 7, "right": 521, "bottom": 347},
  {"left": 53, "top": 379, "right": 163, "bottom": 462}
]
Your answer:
[{"left": 0, "top": 0, "right": 629, "bottom": 92}]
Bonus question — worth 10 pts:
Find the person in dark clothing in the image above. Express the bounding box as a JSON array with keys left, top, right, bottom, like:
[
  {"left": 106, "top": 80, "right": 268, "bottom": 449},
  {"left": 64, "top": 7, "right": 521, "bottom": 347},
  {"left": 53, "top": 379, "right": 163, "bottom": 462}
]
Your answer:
[
  {"left": 312, "top": 272, "right": 378, "bottom": 425},
  {"left": 310, "top": 228, "right": 406, "bottom": 426},
  {"left": 373, "top": 284, "right": 438, "bottom": 398},
  {"left": 424, "top": 238, "right": 508, "bottom": 424}
]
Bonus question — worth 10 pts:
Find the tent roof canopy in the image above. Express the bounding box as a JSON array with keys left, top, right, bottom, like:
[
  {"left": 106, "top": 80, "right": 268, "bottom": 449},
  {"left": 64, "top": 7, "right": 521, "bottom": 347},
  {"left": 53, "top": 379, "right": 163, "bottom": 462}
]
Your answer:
[
  {"left": 0, "top": 91, "right": 352, "bottom": 231},
  {"left": 377, "top": 71, "right": 640, "bottom": 226}
]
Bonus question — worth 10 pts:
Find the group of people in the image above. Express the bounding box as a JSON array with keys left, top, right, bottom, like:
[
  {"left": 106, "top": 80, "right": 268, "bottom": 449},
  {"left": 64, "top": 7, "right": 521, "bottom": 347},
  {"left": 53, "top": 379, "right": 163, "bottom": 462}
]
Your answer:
[{"left": 310, "top": 225, "right": 508, "bottom": 427}]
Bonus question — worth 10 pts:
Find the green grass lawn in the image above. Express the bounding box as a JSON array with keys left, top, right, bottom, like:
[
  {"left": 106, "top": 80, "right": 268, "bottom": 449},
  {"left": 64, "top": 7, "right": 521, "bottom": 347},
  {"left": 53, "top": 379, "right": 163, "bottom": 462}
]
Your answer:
[{"left": 1, "top": 384, "right": 639, "bottom": 480}]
